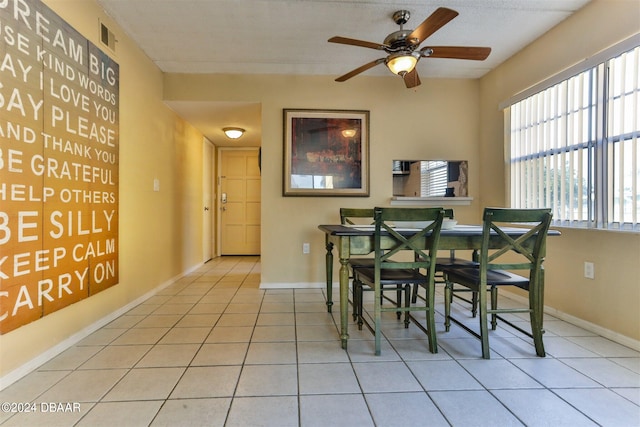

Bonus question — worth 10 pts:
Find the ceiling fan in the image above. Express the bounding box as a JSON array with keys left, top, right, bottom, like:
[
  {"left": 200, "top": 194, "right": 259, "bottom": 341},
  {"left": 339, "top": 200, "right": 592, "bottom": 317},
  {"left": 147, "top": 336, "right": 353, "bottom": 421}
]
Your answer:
[{"left": 328, "top": 7, "right": 491, "bottom": 88}]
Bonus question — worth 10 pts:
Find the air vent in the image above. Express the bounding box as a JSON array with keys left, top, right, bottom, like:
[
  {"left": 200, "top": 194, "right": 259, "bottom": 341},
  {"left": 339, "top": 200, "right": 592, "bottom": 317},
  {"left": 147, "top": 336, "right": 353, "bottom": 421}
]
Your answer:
[{"left": 100, "top": 22, "right": 116, "bottom": 51}]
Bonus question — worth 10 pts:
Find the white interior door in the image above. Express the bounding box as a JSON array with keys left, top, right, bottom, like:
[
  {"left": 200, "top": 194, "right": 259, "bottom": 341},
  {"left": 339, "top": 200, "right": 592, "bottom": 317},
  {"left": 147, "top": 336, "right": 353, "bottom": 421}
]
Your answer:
[
  {"left": 203, "top": 139, "right": 214, "bottom": 262},
  {"left": 218, "top": 148, "right": 261, "bottom": 255}
]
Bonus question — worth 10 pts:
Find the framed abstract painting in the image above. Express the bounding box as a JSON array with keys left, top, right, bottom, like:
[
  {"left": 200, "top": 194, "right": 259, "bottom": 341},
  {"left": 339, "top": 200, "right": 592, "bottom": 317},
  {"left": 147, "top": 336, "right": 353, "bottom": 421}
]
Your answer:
[{"left": 283, "top": 109, "right": 369, "bottom": 196}]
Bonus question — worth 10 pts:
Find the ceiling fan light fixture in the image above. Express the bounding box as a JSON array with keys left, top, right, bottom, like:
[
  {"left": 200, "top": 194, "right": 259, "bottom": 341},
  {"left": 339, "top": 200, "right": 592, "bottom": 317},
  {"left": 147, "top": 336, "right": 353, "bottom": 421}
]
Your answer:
[
  {"left": 329, "top": 8, "right": 490, "bottom": 88},
  {"left": 386, "top": 53, "right": 417, "bottom": 75},
  {"left": 223, "top": 127, "right": 245, "bottom": 139}
]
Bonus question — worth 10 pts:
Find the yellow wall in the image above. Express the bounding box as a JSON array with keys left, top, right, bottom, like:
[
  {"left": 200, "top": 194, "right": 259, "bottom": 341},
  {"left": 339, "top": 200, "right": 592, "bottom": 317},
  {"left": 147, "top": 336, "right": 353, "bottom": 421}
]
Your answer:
[
  {"left": 0, "top": 0, "right": 206, "bottom": 380},
  {"left": 479, "top": 0, "right": 640, "bottom": 343}
]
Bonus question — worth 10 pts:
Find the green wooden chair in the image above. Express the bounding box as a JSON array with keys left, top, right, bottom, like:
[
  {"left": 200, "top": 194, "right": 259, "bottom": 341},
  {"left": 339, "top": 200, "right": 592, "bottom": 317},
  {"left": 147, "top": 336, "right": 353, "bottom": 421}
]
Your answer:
[
  {"left": 340, "top": 208, "right": 377, "bottom": 321},
  {"left": 442, "top": 207, "right": 553, "bottom": 359},
  {"left": 340, "top": 208, "right": 407, "bottom": 323},
  {"left": 353, "top": 207, "right": 445, "bottom": 355},
  {"left": 412, "top": 208, "right": 478, "bottom": 311}
]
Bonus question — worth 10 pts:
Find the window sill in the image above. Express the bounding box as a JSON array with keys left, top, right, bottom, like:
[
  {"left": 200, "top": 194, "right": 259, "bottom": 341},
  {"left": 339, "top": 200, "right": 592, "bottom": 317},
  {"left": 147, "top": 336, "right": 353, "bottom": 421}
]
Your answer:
[{"left": 390, "top": 196, "right": 473, "bottom": 206}]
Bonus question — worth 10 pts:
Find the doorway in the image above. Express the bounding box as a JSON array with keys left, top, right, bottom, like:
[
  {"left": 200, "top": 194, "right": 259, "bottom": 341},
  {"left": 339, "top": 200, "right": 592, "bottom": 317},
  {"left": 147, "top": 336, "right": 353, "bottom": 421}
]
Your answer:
[
  {"left": 203, "top": 138, "right": 215, "bottom": 262},
  {"left": 218, "top": 148, "right": 261, "bottom": 255}
]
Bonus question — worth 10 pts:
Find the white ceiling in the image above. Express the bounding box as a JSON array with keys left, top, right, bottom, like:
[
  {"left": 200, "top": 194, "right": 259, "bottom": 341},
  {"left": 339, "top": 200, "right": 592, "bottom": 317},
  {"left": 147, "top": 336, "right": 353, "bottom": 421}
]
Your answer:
[{"left": 96, "top": 0, "right": 591, "bottom": 146}]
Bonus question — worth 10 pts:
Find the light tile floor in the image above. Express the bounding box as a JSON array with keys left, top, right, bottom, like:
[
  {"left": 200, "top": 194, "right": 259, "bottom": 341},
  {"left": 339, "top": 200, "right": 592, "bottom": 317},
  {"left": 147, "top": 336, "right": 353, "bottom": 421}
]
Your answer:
[{"left": 1, "top": 256, "right": 639, "bottom": 426}]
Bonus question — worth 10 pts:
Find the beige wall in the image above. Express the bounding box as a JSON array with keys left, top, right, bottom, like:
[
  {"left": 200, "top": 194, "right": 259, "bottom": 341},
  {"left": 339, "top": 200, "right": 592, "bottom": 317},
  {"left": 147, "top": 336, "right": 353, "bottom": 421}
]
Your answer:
[
  {"left": 0, "top": 0, "right": 206, "bottom": 380},
  {"left": 479, "top": 0, "right": 640, "bottom": 343},
  {"left": 164, "top": 74, "right": 483, "bottom": 285}
]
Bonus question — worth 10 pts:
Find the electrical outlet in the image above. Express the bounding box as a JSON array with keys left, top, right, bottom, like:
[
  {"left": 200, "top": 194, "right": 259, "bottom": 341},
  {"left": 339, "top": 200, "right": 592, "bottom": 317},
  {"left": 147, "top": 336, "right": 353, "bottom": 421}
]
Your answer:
[
  {"left": 302, "top": 243, "right": 310, "bottom": 254},
  {"left": 153, "top": 178, "right": 160, "bottom": 192},
  {"left": 584, "top": 262, "right": 595, "bottom": 279}
]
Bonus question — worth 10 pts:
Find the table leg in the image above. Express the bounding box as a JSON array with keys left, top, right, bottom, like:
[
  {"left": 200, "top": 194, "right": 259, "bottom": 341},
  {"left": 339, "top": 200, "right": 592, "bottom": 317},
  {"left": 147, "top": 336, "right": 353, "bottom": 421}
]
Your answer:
[
  {"left": 324, "top": 240, "right": 334, "bottom": 313},
  {"left": 339, "top": 256, "right": 350, "bottom": 349}
]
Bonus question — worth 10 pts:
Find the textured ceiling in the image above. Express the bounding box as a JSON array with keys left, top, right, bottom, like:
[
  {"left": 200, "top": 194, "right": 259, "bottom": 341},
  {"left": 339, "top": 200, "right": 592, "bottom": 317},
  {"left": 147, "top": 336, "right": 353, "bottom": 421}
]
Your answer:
[{"left": 96, "top": 0, "right": 591, "bottom": 145}]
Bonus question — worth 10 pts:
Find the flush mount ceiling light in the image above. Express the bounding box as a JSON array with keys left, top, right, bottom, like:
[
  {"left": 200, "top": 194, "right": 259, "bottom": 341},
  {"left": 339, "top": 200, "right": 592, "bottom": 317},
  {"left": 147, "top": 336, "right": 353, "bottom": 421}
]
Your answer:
[{"left": 223, "top": 127, "right": 245, "bottom": 139}]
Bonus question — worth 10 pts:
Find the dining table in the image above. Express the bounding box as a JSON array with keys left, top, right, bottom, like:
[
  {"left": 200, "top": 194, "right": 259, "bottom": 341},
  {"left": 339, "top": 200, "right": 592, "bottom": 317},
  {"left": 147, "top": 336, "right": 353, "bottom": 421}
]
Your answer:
[{"left": 318, "top": 223, "right": 560, "bottom": 350}]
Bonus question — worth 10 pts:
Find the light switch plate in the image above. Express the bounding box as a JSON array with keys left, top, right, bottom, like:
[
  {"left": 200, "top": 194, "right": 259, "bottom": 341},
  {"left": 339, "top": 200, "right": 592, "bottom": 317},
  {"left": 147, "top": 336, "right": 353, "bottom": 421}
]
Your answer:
[{"left": 584, "top": 262, "right": 595, "bottom": 279}]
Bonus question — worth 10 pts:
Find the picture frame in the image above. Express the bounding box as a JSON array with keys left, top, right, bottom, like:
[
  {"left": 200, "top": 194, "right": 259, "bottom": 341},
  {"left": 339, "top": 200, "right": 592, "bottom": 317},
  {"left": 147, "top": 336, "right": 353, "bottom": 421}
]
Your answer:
[{"left": 283, "top": 109, "right": 369, "bottom": 196}]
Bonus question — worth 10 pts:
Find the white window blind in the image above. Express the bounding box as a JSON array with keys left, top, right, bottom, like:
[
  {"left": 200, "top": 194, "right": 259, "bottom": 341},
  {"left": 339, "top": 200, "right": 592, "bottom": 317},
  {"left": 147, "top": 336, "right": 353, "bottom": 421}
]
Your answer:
[
  {"left": 508, "top": 44, "right": 639, "bottom": 231},
  {"left": 608, "top": 47, "right": 639, "bottom": 227},
  {"left": 420, "top": 161, "right": 448, "bottom": 197}
]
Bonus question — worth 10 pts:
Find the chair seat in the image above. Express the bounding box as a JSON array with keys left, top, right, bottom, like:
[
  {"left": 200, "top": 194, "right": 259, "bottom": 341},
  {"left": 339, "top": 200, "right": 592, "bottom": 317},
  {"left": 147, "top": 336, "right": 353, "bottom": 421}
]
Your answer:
[
  {"left": 445, "top": 267, "right": 530, "bottom": 290},
  {"left": 350, "top": 258, "right": 399, "bottom": 270},
  {"left": 414, "top": 257, "right": 477, "bottom": 307},
  {"left": 355, "top": 267, "right": 428, "bottom": 286},
  {"left": 348, "top": 258, "right": 375, "bottom": 269},
  {"left": 435, "top": 257, "right": 477, "bottom": 270}
]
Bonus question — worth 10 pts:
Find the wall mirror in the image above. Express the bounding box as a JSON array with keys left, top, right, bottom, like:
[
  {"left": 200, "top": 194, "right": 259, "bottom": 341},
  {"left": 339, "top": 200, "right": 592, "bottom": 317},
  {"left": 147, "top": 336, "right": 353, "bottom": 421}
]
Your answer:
[{"left": 393, "top": 160, "right": 468, "bottom": 197}]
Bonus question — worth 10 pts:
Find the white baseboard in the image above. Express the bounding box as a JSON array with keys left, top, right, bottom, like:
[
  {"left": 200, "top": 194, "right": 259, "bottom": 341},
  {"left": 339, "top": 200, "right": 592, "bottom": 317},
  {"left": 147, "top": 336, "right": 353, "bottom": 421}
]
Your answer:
[
  {"left": 500, "top": 289, "right": 640, "bottom": 352},
  {"left": 0, "top": 262, "right": 204, "bottom": 391}
]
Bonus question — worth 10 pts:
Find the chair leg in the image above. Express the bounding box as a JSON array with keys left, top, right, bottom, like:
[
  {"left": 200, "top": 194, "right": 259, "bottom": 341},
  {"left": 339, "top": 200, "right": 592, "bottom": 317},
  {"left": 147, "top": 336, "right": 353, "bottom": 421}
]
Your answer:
[
  {"left": 374, "top": 282, "right": 382, "bottom": 356},
  {"left": 352, "top": 279, "right": 358, "bottom": 321},
  {"left": 425, "top": 281, "right": 437, "bottom": 353},
  {"left": 478, "top": 286, "right": 490, "bottom": 359},
  {"left": 404, "top": 284, "right": 411, "bottom": 328},
  {"left": 490, "top": 286, "right": 498, "bottom": 330},
  {"left": 356, "top": 282, "right": 364, "bottom": 330},
  {"left": 444, "top": 280, "right": 452, "bottom": 332},
  {"left": 471, "top": 290, "right": 478, "bottom": 317},
  {"left": 396, "top": 285, "right": 402, "bottom": 319},
  {"left": 530, "top": 272, "right": 546, "bottom": 357}
]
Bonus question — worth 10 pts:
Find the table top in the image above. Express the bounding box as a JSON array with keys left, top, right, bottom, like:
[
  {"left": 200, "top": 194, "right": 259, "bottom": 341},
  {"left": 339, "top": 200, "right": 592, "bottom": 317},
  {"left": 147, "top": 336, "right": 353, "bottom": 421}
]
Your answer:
[{"left": 318, "top": 224, "right": 560, "bottom": 237}]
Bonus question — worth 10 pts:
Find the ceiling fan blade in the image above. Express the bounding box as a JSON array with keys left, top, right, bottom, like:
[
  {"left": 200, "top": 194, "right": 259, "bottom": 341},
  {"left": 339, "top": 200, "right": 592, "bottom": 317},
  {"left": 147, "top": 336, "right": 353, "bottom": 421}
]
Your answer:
[
  {"left": 422, "top": 46, "right": 491, "bottom": 60},
  {"left": 407, "top": 7, "right": 459, "bottom": 46},
  {"left": 328, "top": 36, "right": 387, "bottom": 50},
  {"left": 335, "top": 58, "right": 385, "bottom": 82},
  {"left": 403, "top": 68, "right": 421, "bottom": 88}
]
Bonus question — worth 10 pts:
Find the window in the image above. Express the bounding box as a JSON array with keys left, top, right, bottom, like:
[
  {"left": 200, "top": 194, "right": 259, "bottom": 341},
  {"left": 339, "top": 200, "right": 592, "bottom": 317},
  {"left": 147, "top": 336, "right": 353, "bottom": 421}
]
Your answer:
[
  {"left": 507, "top": 44, "right": 639, "bottom": 231},
  {"left": 420, "top": 161, "right": 448, "bottom": 197}
]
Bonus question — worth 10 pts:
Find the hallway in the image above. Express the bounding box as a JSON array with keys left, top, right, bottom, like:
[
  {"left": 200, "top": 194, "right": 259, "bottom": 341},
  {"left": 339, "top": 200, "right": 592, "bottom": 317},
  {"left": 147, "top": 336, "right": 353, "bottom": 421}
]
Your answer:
[{"left": 0, "top": 256, "right": 638, "bottom": 426}]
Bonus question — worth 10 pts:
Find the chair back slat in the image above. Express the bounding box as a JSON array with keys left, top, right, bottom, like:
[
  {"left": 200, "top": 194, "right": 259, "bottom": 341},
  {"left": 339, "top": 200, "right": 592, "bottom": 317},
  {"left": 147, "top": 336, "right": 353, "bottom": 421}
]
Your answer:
[
  {"left": 340, "top": 208, "right": 375, "bottom": 225},
  {"left": 481, "top": 208, "right": 553, "bottom": 276},
  {"left": 373, "top": 207, "right": 445, "bottom": 278}
]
